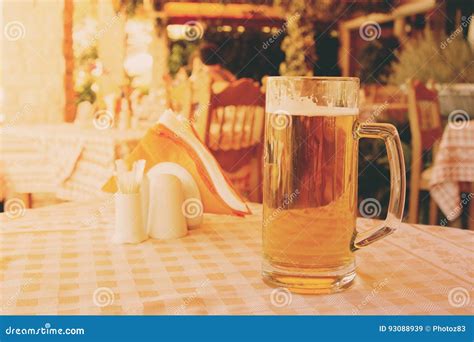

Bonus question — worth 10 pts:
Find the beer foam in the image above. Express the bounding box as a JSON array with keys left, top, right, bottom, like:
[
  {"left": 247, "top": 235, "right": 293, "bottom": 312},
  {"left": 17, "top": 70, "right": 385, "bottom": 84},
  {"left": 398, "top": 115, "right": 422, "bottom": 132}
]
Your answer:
[{"left": 267, "top": 98, "right": 359, "bottom": 116}]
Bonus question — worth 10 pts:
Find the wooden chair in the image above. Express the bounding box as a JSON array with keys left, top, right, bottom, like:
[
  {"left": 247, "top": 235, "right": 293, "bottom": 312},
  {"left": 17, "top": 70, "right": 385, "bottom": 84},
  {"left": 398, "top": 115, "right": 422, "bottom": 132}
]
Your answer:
[
  {"left": 363, "top": 84, "right": 406, "bottom": 103},
  {"left": 407, "top": 79, "right": 443, "bottom": 224},
  {"left": 361, "top": 84, "right": 408, "bottom": 123},
  {"left": 194, "top": 78, "right": 265, "bottom": 202},
  {"left": 189, "top": 72, "right": 212, "bottom": 142}
]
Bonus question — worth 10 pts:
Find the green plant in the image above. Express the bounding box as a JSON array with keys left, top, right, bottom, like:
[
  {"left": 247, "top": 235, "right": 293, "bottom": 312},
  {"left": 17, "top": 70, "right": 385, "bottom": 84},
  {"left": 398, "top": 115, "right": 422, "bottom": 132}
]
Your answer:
[
  {"left": 279, "top": 0, "right": 315, "bottom": 76},
  {"left": 168, "top": 41, "right": 198, "bottom": 76},
  {"left": 75, "top": 79, "right": 97, "bottom": 105},
  {"left": 388, "top": 30, "right": 474, "bottom": 85}
]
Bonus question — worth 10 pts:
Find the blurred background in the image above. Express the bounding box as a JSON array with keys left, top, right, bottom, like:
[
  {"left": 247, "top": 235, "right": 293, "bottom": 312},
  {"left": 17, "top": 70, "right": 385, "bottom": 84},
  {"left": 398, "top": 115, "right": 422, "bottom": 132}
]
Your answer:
[{"left": 1, "top": 0, "right": 473, "bottom": 228}]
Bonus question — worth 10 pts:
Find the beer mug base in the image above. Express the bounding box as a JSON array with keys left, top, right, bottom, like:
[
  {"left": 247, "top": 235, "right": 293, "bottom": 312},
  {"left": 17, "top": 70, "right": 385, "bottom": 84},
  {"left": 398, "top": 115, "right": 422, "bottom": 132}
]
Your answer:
[{"left": 262, "top": 260, "right": 356, "bottom": 294}]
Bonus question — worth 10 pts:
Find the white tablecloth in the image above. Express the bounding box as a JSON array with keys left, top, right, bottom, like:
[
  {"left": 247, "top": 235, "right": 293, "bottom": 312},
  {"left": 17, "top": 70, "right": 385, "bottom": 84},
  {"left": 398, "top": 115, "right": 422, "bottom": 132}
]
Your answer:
[{"left": 0, "top": 124, "right": 144, "bottom": 201}]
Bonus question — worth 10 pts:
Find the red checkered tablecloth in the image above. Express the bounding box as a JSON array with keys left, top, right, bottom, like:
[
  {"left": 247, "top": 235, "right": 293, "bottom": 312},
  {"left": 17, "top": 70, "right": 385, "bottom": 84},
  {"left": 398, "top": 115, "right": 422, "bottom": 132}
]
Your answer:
[
  {"left": 430, "top": 121, "right": 474, "bottom": 221},
  {"left": 1, "top": 200, "right": 472, "bottom": 315}
]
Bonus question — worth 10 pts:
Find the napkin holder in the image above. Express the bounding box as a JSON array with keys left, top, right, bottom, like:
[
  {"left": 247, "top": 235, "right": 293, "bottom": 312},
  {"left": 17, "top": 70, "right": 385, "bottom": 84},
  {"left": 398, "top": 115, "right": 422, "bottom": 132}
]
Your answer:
[{"left": 145, "top": 173, "right": 187, "bottom": 239}]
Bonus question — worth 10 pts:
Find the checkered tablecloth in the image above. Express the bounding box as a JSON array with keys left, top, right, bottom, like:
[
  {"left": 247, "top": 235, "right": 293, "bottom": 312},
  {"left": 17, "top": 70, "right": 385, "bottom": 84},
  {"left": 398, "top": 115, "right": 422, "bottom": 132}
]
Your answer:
[
  {"left": 430, "top": 121, "right": 474, "bottom": 220},
  {"left": 1, "top": 200, "right": 472, "bottom": 315},
  {"left": 0, "top": 124, "right": 143, "bottom": 201}
]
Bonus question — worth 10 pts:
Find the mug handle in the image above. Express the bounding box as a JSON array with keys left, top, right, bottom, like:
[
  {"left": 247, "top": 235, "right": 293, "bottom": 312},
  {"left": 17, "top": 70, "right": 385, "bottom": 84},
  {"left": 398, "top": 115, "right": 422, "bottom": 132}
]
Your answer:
[{"left": 351, "top": 122, "right": 406, "bottom": 251}]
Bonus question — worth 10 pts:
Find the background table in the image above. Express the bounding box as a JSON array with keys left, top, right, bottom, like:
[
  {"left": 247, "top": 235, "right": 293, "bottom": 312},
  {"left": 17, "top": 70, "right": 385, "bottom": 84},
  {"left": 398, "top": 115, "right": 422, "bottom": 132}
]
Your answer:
[
  {"left": 430, "top": 121, "right": 474, "bottom": 223},
  {"left": 0, "top": 124, "right": 144, "bottom": 201},
  {"left": 1, "top": 201, "right": 472, "bottom": 315}
]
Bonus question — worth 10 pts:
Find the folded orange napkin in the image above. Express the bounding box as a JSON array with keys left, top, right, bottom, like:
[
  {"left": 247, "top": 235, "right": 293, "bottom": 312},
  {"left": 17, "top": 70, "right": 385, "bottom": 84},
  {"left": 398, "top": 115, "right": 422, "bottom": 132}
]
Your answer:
[{"left": 103, "top": 110, "right": 250, "bottom": 216}]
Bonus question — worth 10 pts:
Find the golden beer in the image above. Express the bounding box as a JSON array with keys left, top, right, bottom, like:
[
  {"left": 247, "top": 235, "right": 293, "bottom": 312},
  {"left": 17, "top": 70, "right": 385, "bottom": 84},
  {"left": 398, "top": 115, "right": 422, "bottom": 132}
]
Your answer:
[{"left": 263, "top": 77, "right": 406, "bottom": 293}]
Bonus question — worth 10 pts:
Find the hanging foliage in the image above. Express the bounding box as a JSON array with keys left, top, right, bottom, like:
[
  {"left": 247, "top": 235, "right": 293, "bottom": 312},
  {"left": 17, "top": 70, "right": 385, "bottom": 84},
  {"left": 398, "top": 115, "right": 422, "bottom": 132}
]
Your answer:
[
  {"left": 278, "top": 0, "right": 316, "bottom": 76},
  {"left": 388, "top": 29, "right": 474, "bottom": 85}
]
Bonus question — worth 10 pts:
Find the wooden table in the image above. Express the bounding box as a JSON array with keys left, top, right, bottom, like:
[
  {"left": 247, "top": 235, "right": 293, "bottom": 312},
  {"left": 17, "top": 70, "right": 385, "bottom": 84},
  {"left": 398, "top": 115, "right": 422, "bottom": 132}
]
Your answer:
[
  {"left": 1, "top": 201, "right": 472, "bottom": 315},
  {"left": 0, "top": 124, "right": 144, "bottom": 202}
]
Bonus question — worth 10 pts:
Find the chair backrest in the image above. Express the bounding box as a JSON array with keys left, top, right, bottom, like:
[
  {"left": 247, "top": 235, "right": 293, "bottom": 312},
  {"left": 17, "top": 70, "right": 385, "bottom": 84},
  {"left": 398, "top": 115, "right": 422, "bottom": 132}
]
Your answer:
[
  {"left": 202, "top": 78, "right": 265, "bottom": 151},
  {"left": 407, "top": 79, "right": 443, "bottom": 153},
  {"left": 363, "top": 84, "right": 406, "bottom": 104},
  {"left": 189, "top": 72, "right": 212, "bottom": 141}
]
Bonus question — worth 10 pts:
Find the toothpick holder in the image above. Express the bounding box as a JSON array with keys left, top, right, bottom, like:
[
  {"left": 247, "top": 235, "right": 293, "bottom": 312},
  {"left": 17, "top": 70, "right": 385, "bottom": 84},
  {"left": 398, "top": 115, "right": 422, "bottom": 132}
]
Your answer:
[{"left": 113, "top": 193, "right": 147, "bottom": 244}]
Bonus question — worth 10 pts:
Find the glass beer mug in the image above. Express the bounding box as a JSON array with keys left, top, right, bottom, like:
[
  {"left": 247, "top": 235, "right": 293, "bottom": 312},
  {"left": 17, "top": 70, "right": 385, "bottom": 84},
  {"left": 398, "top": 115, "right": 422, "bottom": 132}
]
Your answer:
[{"left": 263, "top": 77, "right": 406, "bottom": 293}]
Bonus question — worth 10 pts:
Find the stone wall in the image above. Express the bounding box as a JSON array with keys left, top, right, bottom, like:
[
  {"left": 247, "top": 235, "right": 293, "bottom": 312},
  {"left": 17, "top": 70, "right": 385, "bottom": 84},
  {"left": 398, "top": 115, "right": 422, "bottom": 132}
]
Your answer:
[
  {"left": 2, "top": 0, "right": 66, "bottom": 124},
  {"left": 1, "top": 0, "right": 170, "bottom": 125}
]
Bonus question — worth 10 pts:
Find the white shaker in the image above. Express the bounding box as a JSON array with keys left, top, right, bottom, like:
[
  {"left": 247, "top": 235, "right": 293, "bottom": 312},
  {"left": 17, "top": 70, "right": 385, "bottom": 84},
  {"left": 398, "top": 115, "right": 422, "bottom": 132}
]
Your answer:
[{"left": 147, "top": 174, "right": 188, "bottom": 239}]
